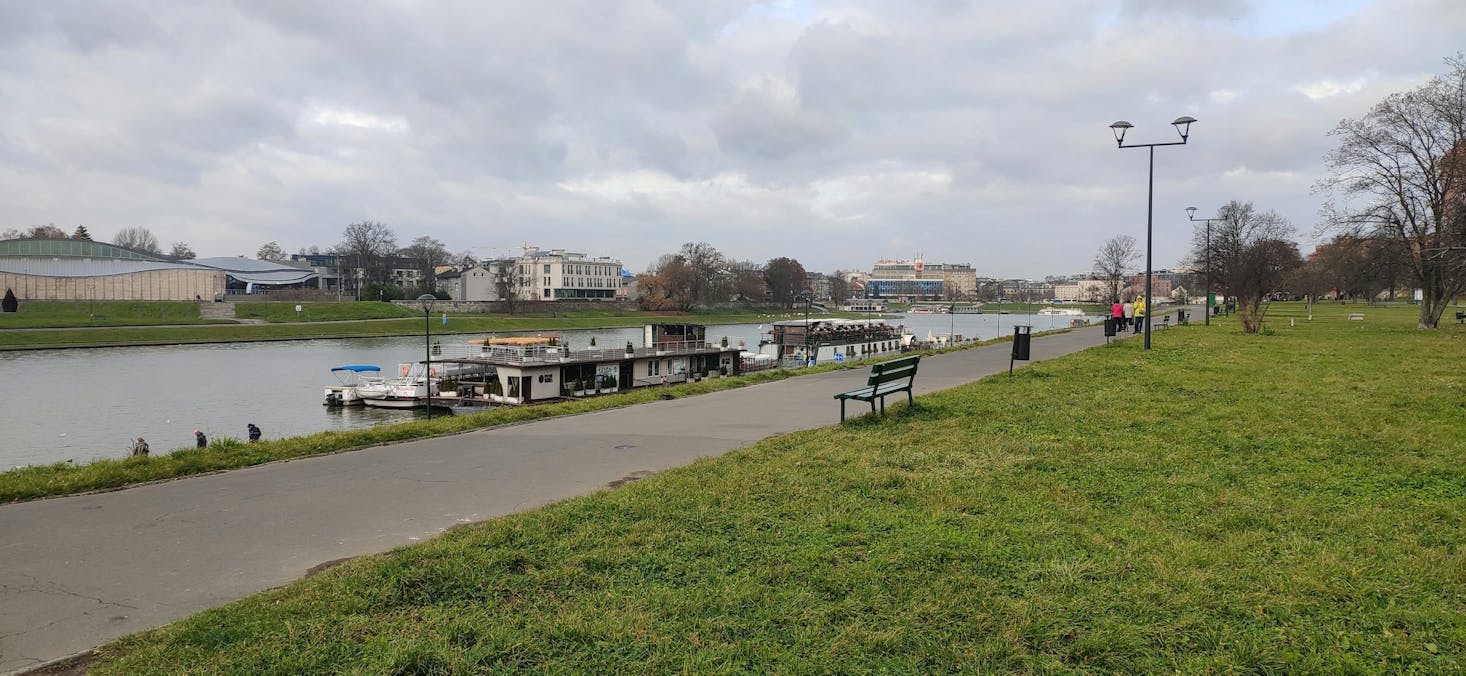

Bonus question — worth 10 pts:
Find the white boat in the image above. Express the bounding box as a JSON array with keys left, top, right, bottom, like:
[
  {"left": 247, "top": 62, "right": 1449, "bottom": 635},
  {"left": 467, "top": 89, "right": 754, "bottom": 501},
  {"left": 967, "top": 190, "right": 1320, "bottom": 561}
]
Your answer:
[
  {"left": 358, "top": 363, "right": 440, "bottom": 409},
  {"left": 1037, "top": 307, "right": 1085, "bottom": 316},
  {"left": 323, "top": 365, "right": 382, "bottom": 406}
]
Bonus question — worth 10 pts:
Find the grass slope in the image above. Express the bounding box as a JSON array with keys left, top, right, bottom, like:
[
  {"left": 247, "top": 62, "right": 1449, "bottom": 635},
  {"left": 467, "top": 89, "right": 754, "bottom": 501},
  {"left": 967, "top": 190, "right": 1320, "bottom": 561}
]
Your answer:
[
  {"left": 85, "top": 305, "right": 1466, "bottom": 670},
  {"left": 0, "top": 301, "right": 217, "bottom": 328}
]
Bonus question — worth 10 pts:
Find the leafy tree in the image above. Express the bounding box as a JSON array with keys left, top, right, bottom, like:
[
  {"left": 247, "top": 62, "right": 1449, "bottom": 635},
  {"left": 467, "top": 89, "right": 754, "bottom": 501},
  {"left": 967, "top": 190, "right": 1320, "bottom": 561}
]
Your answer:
[
  {"left": 28, "top": 224, "right": 69, "bottom": 239},
  {"left": 170, "top": 242, "right": 196, "bottom": 259},
  {"left": 764, "top": 257, "right": 808, "bottom": 307},
  {"left": 1319, "top": 53, "right": 1466, "bottom": 328},
  {"left": 1190, "top": 201, "right": 1301, "bottom": 333},
  {"left": 257, "top": 241, "right": 285, "bottom": 261},
  {"left": 636, "top": 254, "right": 696, "bottom": 311},
  {"left": 1092, "top": 235, "right": 1139, "bottom": 304},
  {"left": 113, "top": 227, "right": 161, "bottom": 254},
  {"left": 71, "top": 225, "right": 92, "bottom": 240}
]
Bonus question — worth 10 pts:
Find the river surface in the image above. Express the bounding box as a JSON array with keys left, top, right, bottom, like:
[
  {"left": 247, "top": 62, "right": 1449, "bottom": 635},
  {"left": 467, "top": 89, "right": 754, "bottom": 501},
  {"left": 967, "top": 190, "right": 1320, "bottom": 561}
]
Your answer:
[{"left": 0, "top": 312, "right": 1097, "bottom": 470}]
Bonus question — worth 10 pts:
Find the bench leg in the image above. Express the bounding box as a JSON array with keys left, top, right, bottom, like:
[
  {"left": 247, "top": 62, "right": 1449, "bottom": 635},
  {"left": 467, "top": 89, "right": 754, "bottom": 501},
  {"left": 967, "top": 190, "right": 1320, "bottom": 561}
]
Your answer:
[
  {"left": 839, "top": 399, "right": 846, "bottom": 422},
  {"left": 879, "top": 396, "right": 885, "bottom": 416},
  {"left": 907, "top": 389, "right": 913, "bottom": 408}
]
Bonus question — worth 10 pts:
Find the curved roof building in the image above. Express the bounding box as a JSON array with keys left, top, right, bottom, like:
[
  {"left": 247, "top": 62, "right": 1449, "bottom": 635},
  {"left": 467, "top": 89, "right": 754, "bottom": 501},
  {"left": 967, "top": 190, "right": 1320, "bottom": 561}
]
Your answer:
[{"left": 0, "top": 238, "right": 316, "bottom": 301}]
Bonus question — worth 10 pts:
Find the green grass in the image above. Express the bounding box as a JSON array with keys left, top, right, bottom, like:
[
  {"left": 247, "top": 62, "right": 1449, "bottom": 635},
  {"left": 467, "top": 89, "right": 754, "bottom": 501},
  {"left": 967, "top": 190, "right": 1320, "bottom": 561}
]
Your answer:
[
  {"left": 233, "top": 301, "right": 418, "bottom": 322},
  {"left": 88, "top": 304, "right": 1466, "bottom": 671},
  {"left": 0, "top": 301, "right": 221, "bottom": 328},
  {"left": 0, "top": 309, "right": 833, "bottom": 349}
]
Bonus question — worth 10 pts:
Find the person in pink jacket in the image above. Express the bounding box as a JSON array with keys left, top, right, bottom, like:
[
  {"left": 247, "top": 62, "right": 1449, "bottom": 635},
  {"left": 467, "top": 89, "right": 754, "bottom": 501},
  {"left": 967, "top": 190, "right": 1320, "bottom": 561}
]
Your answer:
[{"left": 1111, "top": 300, "right": 1124, "bottom": 329}]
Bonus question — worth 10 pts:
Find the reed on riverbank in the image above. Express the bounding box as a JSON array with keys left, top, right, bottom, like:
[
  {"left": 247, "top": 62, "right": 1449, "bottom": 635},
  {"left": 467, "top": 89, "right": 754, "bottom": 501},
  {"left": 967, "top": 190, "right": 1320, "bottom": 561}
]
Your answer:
[{"left": 89, "top": 304, "right": 1465, "bottom": 672}]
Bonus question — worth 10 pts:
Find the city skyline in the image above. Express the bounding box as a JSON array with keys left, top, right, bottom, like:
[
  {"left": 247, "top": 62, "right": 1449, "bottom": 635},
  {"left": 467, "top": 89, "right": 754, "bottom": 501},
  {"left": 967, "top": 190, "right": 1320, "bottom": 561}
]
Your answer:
[{"left": 3, "top": 1, "right": 1463, "bottom": 278}]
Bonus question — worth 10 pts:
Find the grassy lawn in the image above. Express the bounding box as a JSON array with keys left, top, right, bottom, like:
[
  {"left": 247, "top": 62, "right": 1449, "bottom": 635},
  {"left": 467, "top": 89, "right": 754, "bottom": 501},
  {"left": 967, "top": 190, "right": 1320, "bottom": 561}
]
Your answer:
[
  {"left": 233, "top": 301, "right": 418, "bottom": 322},
  {"left": 0, "top": 301, "right": 220, "bottom": 328},
  {"left": 88, "top": 304, "right": 1465, "bottom": 671},
  {"left": 0, "top": 308, "right": 830, "bottom": 349}
]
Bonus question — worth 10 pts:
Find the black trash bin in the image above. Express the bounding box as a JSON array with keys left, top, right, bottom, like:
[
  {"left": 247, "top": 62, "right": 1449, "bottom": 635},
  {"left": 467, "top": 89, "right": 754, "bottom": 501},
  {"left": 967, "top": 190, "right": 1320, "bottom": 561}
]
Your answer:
[
  {"left": 1011, "top": 325, "right": 1031, "bottom": 361},
  {"left": 1103, "top": 318, "right": 1117, "bottom": 337},
  {"left": 1178, "top": 309, "right": 1188, "bottom": 325}
]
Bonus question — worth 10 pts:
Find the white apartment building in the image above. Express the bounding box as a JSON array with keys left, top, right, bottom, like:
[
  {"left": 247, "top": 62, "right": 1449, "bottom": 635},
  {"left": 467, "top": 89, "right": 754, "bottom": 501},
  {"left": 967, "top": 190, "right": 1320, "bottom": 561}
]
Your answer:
[{"left": 520, "top": 248, "right": 622, "bottom": 301}]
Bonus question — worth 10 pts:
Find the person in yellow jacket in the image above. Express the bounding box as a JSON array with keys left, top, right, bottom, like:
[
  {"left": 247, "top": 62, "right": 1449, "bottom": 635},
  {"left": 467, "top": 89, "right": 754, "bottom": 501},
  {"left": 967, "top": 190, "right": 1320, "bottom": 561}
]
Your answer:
[{"left": 1132, "top": 295, "right": 1147, "bottom": 334}]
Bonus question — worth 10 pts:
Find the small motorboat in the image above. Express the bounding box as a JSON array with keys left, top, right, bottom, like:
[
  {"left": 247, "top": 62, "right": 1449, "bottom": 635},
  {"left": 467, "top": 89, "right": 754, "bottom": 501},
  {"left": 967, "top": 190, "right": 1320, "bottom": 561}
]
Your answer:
[
  {"left": 324, "top": 365, "right": 382, "bottom": 406},
  {"left": 359, "top": 363, "right": 440, "bottom": 409}
]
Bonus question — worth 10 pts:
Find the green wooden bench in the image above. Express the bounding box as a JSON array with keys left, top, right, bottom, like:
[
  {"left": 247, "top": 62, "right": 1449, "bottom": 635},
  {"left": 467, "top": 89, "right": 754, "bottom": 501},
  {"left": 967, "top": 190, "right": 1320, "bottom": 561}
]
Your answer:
[{"left": 834, "top": 355, "right": 920, "bottom": 422}]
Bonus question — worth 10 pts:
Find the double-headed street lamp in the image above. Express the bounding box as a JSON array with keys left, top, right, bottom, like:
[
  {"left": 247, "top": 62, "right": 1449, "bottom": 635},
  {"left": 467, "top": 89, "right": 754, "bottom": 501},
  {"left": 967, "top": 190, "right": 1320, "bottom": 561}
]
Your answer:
[
  {"left": 1109, "top": 116, "right": 1196, "bottom": 349},
  {"left": 1186, "top": 206, "right": 1221, "bottom": 326},
  {"left": 416, "top": 294, "right": 437, "bottom": 420}
]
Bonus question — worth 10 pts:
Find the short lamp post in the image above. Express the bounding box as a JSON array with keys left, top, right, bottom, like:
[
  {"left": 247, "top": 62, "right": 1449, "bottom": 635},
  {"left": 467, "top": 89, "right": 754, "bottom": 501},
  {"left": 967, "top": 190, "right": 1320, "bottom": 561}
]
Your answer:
[
  {"left": 1109, "top": 116, "right": 1196, "bottom": 349},
  {"left": 1185, "top": 206, "right": 1221, "bottom": 326},
  {"left": 416, "top": 293, "right": 437, "bottom": 420}
]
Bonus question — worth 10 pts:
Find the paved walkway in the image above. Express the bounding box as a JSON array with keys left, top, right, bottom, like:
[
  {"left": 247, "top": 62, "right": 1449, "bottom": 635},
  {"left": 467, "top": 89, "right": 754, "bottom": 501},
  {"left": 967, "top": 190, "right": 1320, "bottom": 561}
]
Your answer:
[{"left": 0, "top": 325, "right": 1118, "bottom": 673}]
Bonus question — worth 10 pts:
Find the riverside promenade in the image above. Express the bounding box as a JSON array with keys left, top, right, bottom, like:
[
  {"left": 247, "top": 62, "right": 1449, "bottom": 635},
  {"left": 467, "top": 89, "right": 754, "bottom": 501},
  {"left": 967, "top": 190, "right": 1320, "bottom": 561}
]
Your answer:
[{"left": 1, "top": 325, "right": 1114, "bottom": 673}]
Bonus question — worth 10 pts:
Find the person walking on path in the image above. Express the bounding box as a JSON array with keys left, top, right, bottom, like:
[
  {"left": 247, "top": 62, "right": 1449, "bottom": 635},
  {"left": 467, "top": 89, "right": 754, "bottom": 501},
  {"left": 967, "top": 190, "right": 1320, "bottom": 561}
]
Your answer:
[
  {"left": 1122, "top": 300, "right": 1134, "bottom": 331},
  {"left": 195, "top": 430, "right": 208, "bottom": 448},
  {"left": 131, "top": 438, "right": 149, "bottom": 457},
  {"left": 1110, "top": 301, "right": 1124, "bottom": 330},
  {"left": 247, "top": 423, "right": 261, "bottom": 443},
  {"left": 1133, "top": 295, "right": 1148, "bottom": 334}
]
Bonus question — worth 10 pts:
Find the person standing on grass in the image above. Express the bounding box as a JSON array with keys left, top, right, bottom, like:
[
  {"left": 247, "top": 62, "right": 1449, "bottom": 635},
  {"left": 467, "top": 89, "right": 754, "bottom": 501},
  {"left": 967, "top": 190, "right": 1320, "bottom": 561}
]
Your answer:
[
  {"left": 1133, "top": 295, "right": 1147, "bottom": 334},
  {"left": 1122, "top": 299, "right": 1134, "bottom": 330},
  {"left": 1111, "top": 300, "right": 1124, "bottom": 329},
  {"left": 131, "top": 437, "right": 149, "bottom": 457},
  {"left": 195, "top": 429, "right": 207, "bottom": 448}
]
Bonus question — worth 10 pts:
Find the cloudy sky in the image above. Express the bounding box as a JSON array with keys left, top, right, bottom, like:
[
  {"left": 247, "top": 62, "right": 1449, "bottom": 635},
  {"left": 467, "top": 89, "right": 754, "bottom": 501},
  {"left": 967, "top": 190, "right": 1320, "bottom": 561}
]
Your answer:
[{"left": 2, "top": 1, "right": 1463, "bottom": 278}]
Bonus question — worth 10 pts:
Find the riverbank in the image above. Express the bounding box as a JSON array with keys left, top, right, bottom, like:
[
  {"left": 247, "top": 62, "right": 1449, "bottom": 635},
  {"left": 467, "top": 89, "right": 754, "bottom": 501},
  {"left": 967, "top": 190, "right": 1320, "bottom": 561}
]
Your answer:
[
  {"left": 0, "top": 330, "right": 1027, "bottom": 503},
  {"left": 82, "top": 304, "right": 1465, "bottom": 672},
  {"left": 0, "top": 307, "right": 846, "bottom": 350}
]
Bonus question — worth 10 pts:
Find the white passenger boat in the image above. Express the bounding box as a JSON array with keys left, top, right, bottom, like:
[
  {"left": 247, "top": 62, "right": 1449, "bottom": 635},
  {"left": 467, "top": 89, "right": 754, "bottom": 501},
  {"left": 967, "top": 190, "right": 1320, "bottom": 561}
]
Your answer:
[
  {"left": 323, "top": 365, "right": 382, "bottom": 406},
  {"left": 358, "top": 363, "right": 440, "bottom": 409},
  {"left": 1037, "top": 307, "right": 1085, "bottom": 316}
]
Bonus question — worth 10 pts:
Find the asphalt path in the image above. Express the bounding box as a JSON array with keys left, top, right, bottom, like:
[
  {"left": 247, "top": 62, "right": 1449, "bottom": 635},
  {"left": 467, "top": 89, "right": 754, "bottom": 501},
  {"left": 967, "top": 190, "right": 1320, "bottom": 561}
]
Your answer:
[{"left": 0, "top": 324, "right": 1120, "bottom": 673}]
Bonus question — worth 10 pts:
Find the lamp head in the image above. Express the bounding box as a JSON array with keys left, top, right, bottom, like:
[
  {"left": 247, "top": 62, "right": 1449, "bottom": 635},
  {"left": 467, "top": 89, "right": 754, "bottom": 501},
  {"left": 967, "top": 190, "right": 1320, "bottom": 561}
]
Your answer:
[
  {"left": 1109, "top": 120, "right": 1133, "bottom": 145},
  {"left": 1186, "top": 206, "right": 1198, "bottom": 219},
  {"left": 415, "top": 293, "right": 437, "bottom": 313},
  {"left": 1172, "top": 116, "right": 1197, "bottom": 141}
]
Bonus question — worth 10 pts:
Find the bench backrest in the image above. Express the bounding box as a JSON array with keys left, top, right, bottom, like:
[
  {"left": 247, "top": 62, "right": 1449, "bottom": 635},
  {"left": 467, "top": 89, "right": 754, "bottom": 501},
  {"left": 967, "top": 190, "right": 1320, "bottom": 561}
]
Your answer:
[{"left": 867, "top": 355, "right": 920, "bottom": 387}]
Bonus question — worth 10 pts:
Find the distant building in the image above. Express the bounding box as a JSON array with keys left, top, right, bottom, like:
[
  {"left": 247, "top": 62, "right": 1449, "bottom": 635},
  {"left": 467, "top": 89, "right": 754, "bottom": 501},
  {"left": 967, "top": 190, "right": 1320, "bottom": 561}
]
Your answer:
[
  {"left": 1052, "top": 279, "right": 1110, "bottom": 302},
  {"left": 1, "top": 238, "right": 315, "bottom": 301},
  {"left": 520, "top": 247, "right": 622, "bottom": 301},
  {"left": 866, "top": 257, "right": 975, "bottom": 301}
]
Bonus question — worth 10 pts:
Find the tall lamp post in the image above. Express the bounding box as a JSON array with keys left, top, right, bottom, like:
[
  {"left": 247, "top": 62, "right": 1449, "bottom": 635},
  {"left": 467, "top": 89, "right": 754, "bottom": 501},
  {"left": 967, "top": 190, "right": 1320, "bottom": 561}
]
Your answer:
[
  {"left": 416, "top": 294, "right": 437, "bottom": 420},
  {"left": 1109, "top": 116, "right": 1196, "bottom": 349},
  {"left": 797, "top": 292, "right": 813, "bottom": 365},
  {"left": 1185, "top": 206, "right": 1221, "bottom": 326}
]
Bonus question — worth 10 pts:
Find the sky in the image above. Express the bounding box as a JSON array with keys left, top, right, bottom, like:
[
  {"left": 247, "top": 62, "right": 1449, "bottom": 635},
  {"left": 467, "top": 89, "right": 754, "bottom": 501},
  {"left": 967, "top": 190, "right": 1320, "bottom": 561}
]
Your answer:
[{"left": 2, "top": 0, "right": 1463, "bottom": 279}]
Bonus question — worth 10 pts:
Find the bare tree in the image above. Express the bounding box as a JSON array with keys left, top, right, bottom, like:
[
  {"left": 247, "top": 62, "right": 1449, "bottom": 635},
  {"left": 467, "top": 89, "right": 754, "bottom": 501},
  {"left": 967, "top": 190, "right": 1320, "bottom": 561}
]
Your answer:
[
  {"left": 114, "top": 227, "right": 161, "bottom": 254},
  {"left": 764, "top": 257, "right": 808, "bottom": 308},
  {"left": 489, "top": 258, "right": 525, "bottom": 313},
  {"left": 728, "top": 259, "right": 767, "bottom": 302},
  {"left": 401, "top": 236, "right": 451, "bottom": 292},
  {"left": 638, "top": 254, "right": 696, "bottom": 311},
  {"left": 828, "top": 271, "right": 851, "bottom": 304},
  {"left": 0, "top": 228, "right": 21, "bottom": 240},
  {"left": 1193, "top": 201, "right": 1302, "bottom": 333},
  {"left": 678, "top": 241, "right": 726, "bottom": 307},
  {"left": 1093, "top": 235, "right": 1139, "bottom": 304},
  {"left": 257, "top": 241, "right": 285, "bottom": 261},
  {"left": 23, "top": 224, "right": 68, "bottom": 239},
  {"left": 170, "top": 242, "right": 196, "bottom": 259},
  {"left": 336, "top": 221, "right": 398, "bottom": 296},
  {"left": 1319, "top": 53, "right": 1466, "bottom": 328}
]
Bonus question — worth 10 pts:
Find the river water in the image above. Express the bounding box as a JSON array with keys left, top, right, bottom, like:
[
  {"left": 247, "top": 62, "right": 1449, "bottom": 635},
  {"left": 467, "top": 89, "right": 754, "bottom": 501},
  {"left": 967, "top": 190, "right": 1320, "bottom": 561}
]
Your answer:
[{"left": 0, "top": 312, "right": 1096, "bottom": 470}]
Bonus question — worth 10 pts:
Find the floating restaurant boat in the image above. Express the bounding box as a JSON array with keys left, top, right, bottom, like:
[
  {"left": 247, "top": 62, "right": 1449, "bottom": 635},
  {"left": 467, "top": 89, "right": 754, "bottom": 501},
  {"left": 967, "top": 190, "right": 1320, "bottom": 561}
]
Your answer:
[
  {"left": 425, "top": 324, "right": 744, "bottom": 405},
  {"left": 761, "top": 318, "right": 911, "bottom": 365},
  {"left": 323, "top": 365, "right": 382, "bottom": 406}
]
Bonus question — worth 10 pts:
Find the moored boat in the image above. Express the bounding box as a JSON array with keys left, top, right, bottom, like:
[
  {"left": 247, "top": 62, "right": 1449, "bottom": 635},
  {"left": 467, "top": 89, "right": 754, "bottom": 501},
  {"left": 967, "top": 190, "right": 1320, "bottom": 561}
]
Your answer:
[{"left": 324, "top": 365, "right": 382, "bottom": 406}]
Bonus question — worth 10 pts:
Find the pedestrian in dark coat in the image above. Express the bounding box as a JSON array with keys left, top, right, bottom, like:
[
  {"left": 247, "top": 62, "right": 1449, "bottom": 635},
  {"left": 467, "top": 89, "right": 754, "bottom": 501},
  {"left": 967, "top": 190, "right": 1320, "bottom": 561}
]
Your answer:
[{"left": 195, "top": 430, "right": 208, "bottom": 448}]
